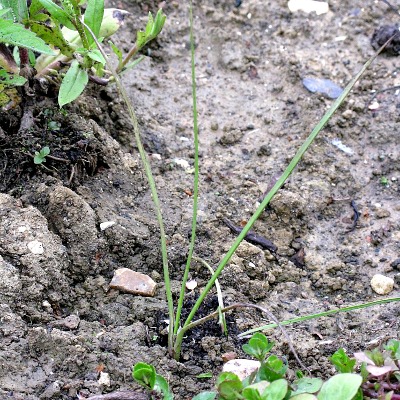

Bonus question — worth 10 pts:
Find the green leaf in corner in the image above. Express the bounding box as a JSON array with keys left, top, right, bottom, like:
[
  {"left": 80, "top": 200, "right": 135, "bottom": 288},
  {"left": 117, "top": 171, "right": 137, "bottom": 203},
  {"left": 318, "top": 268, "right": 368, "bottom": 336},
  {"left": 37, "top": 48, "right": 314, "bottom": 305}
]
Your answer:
[
  {"left": 0, "top": 0, "right": 28, "bottom": 22},
  {"left": 0, "top": 19, "right": 55, "bottom": 55},
  {"left": 58, "top": 60, "right": 88, "bottom": 107},
  {"left": 84, "top": 0, "right": 104, "bottom": 45}
]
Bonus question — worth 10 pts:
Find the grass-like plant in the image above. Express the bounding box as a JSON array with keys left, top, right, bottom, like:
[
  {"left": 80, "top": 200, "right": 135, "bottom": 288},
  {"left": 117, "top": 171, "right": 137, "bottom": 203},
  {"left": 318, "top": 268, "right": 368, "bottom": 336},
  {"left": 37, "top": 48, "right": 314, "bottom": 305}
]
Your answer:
[{"left": 86, "top": 0, "right": 400, "bottom": 363}]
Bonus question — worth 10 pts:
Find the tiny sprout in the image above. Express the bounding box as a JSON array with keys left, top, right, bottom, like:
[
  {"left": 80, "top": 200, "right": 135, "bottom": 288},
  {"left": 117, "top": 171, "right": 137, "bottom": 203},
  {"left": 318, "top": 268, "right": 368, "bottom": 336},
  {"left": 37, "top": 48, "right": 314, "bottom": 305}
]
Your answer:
[{"left": 34, "top": 146, "right": 50, "bottom": 164}]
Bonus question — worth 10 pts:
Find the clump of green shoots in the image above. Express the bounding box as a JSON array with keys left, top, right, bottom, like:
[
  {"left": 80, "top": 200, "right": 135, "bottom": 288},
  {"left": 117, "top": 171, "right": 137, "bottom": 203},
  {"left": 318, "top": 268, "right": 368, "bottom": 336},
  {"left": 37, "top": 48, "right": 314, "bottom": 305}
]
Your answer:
[
  {"left": 134, "top": 333, "right": 399, "bottom": 400},
  {"left": 91, "top": 0, "right": 400, "bottom": 363},
  {"left": 0, "top": 0, "right": 166, "bottom": 107}
]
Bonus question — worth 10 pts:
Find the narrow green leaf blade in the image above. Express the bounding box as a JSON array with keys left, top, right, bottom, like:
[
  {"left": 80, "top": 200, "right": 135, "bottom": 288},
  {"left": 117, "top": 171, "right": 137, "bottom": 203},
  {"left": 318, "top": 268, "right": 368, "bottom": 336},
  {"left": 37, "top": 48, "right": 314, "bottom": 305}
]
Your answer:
[
  {"left": 84, "top": 0, "right": 104, "bottom": 45},
  {"left": 37, "top": 0, "right": 75, "bottom": 30},
  {"left": 0, "top": 19, "right": 55, "bottom": 55},
  {"left": 58, "top": 60, "right": 88, "bottom": 107}
]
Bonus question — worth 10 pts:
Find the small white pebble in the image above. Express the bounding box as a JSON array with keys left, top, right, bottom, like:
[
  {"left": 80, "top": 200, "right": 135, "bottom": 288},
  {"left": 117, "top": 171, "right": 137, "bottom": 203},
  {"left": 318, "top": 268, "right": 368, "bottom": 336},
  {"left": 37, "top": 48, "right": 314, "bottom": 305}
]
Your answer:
[
  {"left": 186, "top": 280, "right": 198, "bottom": 290},
  {"left": 98, "top": 372, "right": 111, "bottom": 387},
  {"left": 100, "top": 221, "right": 115, "bottom": 231},
  {"left": 370, "top": 274, "right": 394, "bottom": 295},
  {"left": 27, "top": 240, "right": 44, "bottom": 254},
  {"left": 368, "top": 101, "right": 380, "bottom": 110}
]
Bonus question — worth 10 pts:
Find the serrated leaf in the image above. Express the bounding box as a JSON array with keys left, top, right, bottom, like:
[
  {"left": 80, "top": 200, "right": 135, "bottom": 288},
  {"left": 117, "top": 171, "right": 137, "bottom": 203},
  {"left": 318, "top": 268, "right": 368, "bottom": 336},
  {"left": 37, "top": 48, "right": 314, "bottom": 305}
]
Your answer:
[
  {"left": 84, "top": 0, "right": 103, "bottom": 45},
  {"left": 0, "top": 19, "right": 55, "bottom": 55},
  {"left": 28, "top": 20, "right": 74, "bottom": 57},
  {"left": 58, "top": 60, "right": 88, "bottom": 107},
  {"left": 37, "top": 0, "right": 75, "bottom": 30},
  {"left": 0, "top": 0, "right": 28, "bottom": 22},
  {"left": 0, "top": 8, "right": 11, "bottom": 18}
]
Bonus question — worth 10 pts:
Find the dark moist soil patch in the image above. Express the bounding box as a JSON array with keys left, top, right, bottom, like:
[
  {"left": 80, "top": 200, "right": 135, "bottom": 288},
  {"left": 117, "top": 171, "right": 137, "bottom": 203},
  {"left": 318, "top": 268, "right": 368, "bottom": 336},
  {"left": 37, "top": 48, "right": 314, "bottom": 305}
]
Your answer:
[
  {"left": 154, "top": 294, "right": 242, "bottom": 361},
  {"left": 0, "top": 101, "right": 109, "bottom": 194}
]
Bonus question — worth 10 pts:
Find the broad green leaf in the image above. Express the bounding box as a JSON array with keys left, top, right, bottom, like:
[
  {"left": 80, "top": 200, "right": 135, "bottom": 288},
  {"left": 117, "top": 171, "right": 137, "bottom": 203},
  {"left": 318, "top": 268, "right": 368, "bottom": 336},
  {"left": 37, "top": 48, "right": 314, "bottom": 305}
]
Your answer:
[
  {"left": 58, "top": 60, "right": 88, "bottom": 107},
  {"left": 0, "top": 7, "right": 11, "bottom": 18},
  {"left": 242, "top": 387, "right": 262, "bottom": 400},
  {"left": 41, "top": 146, "right": 50, "bottom": 156},
  {"left": 242, "top": 333, "right": 274, "bottom": 361},
  {"left": 132, "top": 362, "right": 156, "bottom": 390},
  {"left": 192, "top": 392, "right": 217, "bottom": 400},
  {"left": 37, "top": 0, "right": 75, "bottom": 30},
  {"left": 0, "top": 19, "right": 54, "bottom": 55},
  {"left": 317, "top": 374, "right": 362, "bottom": 400},
  {"left": 29, "top": 0, "right": 44, "bottom": 18},
  {"left": 243, "top": 382, "right": 270, "bottom": 400},
  {"left": 216, "top": 372, "right": 243, "bottom": 400},
  {"left": 329, "top": 349, "right": 356, "bottom": 373},
  {"left": 87, "top": 49, "right": 105, "bottom": 64},
  {"left": 290, "top": 395, "right": 318, "bottom": 400},
  {"left": 84, "top": 0, "right": 103, "bottom": 45},
  {"left": 291, "top": 378, "right": 323, "bottom": 396},
  {"left": 28, "top": 20, "right": 74, "bottom": 57},
  {"left": 154, "top": 374, "right": 173, "bottom": 400},
  {"left": 0, "top": 69, "right": 26, "bottom": 86},
  {"left": 0, "top": 0, "right": 28, "bottom": 22},
  {"left": 261, "top": 379, "right": 288, "bottom": 400},
  {"left": 258, "top": 355, "right": 287, "bottom": 382}
]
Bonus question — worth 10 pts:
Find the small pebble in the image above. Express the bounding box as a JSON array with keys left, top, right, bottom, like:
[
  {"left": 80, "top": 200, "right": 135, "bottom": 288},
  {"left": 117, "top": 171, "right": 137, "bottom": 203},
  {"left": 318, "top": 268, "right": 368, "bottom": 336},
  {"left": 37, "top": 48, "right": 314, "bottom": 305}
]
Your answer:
[
  {"left": 98, "top": 372, "right": 111, "bottom": 387},
  {"left": 63, "top": 315, "right": 80, "bottom": 329},
  {"left": 223, "top": 359, "right": 260, "bottom": 380},
  {"left": 27, "top": 240, "right": 44, "bottom": 254},
  {"left": 370, "top": 274, "right": 394, "bottom": 295},
  {"left": 100, "top": 221, "right": 115, "bottom": 231},
  {"left": 303, "top": 77, "right": 343, "bottom": 99},
  {"left": 109, "top": 268, "right": 157, "bottom": 297},
  {"left": 222, "top": 352, "right": 237, "bottom": 362},
  {"left": 390, "top": 258, "right": 400, "bottom": 270}
]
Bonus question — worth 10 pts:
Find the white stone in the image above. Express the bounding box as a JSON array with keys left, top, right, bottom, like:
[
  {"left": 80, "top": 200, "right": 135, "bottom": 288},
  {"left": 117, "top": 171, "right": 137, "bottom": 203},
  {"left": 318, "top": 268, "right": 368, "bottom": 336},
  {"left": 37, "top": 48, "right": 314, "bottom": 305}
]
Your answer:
[
  {"left": 98, "top": 371, "right": 111, "bottom": 387},
  {"left": 27, "top": 240, "right": 44, "bottom": 254},
  {"left": 370, "top": 274, "right": 394, "bottom": 295},
  {"left": 223, "top": 359, "right": 260, "bottom": 381},
  {"left": 186, "top": 280, "right": 198, "bottom": 290},
  {"left": 100, "top": 221, "right": 116, "bottom": 231},
  {"left": 288, "top": 0, "right": 329, "bottom": 15}
]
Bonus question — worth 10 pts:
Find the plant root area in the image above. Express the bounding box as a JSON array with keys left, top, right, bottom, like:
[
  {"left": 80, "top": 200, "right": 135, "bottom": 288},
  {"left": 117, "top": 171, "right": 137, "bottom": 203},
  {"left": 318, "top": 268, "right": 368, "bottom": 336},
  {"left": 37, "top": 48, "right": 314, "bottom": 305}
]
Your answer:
[{"left": 1, "top": 1, "right": 399, "bottom": 399}]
